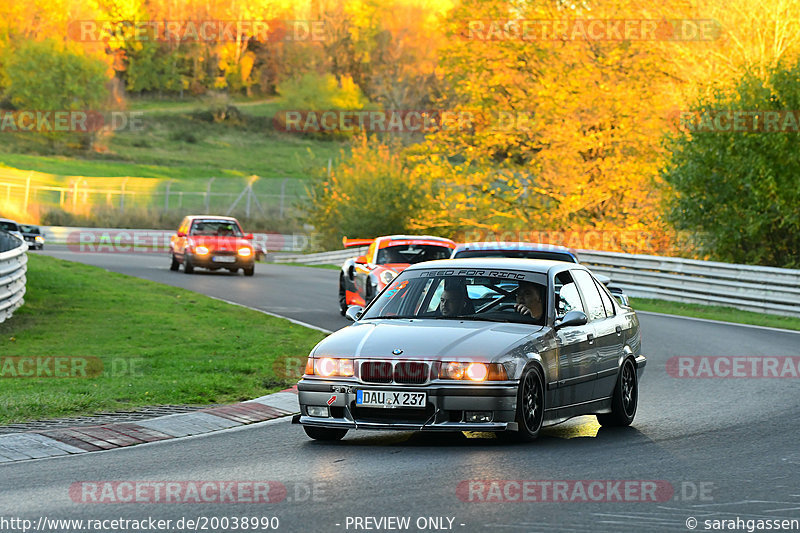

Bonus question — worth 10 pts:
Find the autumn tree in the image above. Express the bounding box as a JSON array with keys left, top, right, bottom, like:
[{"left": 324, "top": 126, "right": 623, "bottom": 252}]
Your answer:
[{"left": 662, "top": 63, "right": 800, "bottom": 268}]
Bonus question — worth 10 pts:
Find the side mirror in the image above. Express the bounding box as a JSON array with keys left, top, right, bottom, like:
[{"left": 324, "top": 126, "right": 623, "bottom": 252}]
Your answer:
[
  {"left": 609, "top": 288, "right": 630, "bottom": 307},
  {"left": 177, "top": 231, "right": 187, "bottom": 237},
  {"left": 345, "top": 305, "right": 364, "bottom": 322},
  {"left": 245, "top": 233, "right": 254, "bottom": 240},
  {"left": 355, "top": 255, "right": 368, "bottom": 264},
  {"left": 555, "top": 310, "right": 588, "bottom": 330}
]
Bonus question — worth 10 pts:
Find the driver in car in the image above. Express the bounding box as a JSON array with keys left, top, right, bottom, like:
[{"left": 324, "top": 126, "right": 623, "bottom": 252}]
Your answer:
[{"left": 515, "top": 281, "right": 544, "bottom": 321}]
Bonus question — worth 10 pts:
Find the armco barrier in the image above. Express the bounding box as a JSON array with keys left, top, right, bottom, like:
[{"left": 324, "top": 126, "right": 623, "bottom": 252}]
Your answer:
[
  {"left": 273, "top": 246, "right": 800, "bottom": 318},
  {"left": 272, "top": 247, "right": 368, "bottom": 266},
  {"left": 578, "top": 250, "right": 800, "bottom": 318},
  {"left": 0, "top": 231, "right": 27, "bottom": 324}
]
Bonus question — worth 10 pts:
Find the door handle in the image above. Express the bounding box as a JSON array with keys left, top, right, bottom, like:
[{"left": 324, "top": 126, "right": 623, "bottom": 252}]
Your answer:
[
  {"left": 616, "top": 325, "right": 622, "bottom": 336},
  {"left": 587, "top": 333, "right": 595, "bottom": 345}
]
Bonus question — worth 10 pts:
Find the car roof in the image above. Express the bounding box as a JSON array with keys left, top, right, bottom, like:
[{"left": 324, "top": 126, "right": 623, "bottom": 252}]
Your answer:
[
  {"left": 0, "top": 218, "right": 20, "bottom": 224},
  {"left": 454, "top": 241, "right": 572, "bottom": 252},
  {"left": 404, "top": 257, "right": 585, "bottom": 274}
]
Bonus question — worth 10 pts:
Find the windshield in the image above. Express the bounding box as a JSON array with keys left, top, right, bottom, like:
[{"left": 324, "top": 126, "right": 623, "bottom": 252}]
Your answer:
[
  {"left": 0, "top": 221, "right": 20, "bottom": 232},
  {"left": 361, "top": 270, "right": 547, "bottom": 325},
  {"left": 190, "top": 220, "right": 243, "bottom": 237},
  {"left": 19, "top": 225, "right": 39, "bottom": 234},
  {"left": 375, "top": 244, "right": 452, "bottom": 265},
  {"left": 453, "top": 249, "right": 577, "bottom": 263}
]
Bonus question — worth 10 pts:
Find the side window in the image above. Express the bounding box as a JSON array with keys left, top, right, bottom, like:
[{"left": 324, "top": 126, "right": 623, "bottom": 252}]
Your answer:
[
  {"left": 572, "top": 270, "right": 607, "bottom": 321},
  {"left": 554, "top": 272, "right": 585, "bottom": 319},
  {"left": 594, "top": 279, "right": 616, "bottom": 317}
]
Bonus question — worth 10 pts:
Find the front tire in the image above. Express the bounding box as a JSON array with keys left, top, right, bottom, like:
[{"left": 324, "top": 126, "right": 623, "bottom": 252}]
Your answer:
[
  {"left": 500, "top": 366, "right": 544, "bottom": 442},
  {"left": 243, "top": 265, "right": 254, "bottom": 276},
  {"left": 303, "top": 426, "right": 347, "bottom": 441},
  {"left": 184, "top": 255, "right": 194, "bottom": 274},
  {"left": 597, "top": 358, "right": 638, "bottom": 427}
]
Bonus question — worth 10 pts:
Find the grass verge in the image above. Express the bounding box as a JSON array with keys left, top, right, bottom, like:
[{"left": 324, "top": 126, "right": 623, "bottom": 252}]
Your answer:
[
  {"left": 630, "top": 297, "right": 800, "bottom": 332},
  {"left": 0, "top": 254, "right": 326, "bottom": 424}
]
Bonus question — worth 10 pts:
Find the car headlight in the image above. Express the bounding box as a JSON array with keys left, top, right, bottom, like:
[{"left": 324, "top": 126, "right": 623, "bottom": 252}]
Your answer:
[
  {"left": 195, "top": 246, "right": 209, "bottom": 255},
  {"left": 35, "top": 236, "right": 44, "bottom": 243},
  {"left": 238, "top": 247, "right": 252, "bottom": 257},
  {"left": 379, "top": 270, "right": 397, "bottom": 285},
  {"left": 306, "top": 357, "right": 354, "bottom": 378},
  {"left": 439, "top": 362, "right": 507, "bottom": 381}
]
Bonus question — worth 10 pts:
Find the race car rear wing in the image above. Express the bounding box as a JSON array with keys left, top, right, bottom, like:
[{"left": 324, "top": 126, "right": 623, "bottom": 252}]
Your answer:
[{"left": 342, "top": 237, "right": 374, "bottom": 248}]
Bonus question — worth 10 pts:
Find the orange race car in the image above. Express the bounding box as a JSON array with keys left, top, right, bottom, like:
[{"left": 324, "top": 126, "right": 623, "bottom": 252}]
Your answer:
[{"left": 338, "top": 235, "right": 456, "bottom": 315}]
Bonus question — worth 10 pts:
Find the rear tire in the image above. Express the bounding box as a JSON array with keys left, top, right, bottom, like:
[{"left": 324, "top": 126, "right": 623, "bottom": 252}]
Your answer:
[
  {"left": 499, "top": 366, "right": 544, "bottom": 442},
  {"left": 184, "top": 256, "right": 194, "bottom": 274},
  {"left": 339, "top": 274, "right": 348, "bottom": 316},
  {"left": 170, "top": 254, "right": 180, "bottom": 271},
  {"left": 303, "top": 426, "right": 347, "bottom": 441},
  {"left": 597, "top": 358, "right": 638, "bottom": 427}
]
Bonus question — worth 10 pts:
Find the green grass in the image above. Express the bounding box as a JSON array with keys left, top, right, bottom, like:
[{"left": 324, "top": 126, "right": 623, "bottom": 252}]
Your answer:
[
  {"left": 0, "top": 97, "right": 347, "bottom": 181},
  {"left": 0, "top": 254, "right": 326, "bottom": 424},
  {"left": 630, "top": 297, "right": 800, "bottom": 332}
]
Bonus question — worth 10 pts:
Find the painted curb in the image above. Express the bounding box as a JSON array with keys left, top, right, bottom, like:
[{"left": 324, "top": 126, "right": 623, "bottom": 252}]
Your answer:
[{"left": 0, "top": 387, "right": 298, "bottom": 464}]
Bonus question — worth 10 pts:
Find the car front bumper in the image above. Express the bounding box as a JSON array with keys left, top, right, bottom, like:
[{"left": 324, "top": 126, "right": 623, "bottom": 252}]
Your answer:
[
  {"left": 296, "top": 379, "right": 519, "bottom": 432},
  {"left": 191, "top": 254, "right": 254, "bottom": 268}
]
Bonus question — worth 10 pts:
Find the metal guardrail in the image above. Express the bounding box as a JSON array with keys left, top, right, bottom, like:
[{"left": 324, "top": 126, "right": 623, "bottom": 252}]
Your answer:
[
  {"left": 0, "top": 231, "right": 28, "bottom": 324},
  {"left": 272, "top": 247, "right": 368, "bottom": 266},
  {"left": 273, "top": 246, "right": 800, "bottom": 318},
  {"left": 577, "top": 250, "right": 800, "bottom": 318}
]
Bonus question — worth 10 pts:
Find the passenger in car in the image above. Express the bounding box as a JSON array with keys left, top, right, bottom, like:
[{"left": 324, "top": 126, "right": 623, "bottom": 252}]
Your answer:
[
  {"left": 515, "top": 281, "right": 544, "bottom": 322},
  {"left": 439, "top": 281, "right": 475, "bottom": 317}
]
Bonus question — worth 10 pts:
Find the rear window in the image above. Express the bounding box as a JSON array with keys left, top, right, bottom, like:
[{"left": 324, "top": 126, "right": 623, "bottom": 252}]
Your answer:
[{"left": 0, "top": 221, "right": 20, "bottom": 232}]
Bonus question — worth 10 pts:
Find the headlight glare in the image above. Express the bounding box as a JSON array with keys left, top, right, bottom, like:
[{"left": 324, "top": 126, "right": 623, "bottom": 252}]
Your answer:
[
  {"left": 195, "top": 246, "right": 209, "bottom": 255},
  {"left": 439, "top": 362, "right": 507, "bottom": 381},
  {"left": 466, "top": 363, "right": 489, "bottom": 381},
  {"left": 238, "top": 247, "right": 252, "bottom": 257},
  {"left": 312, "top": 357, "right": 354, "bottom": 377}
]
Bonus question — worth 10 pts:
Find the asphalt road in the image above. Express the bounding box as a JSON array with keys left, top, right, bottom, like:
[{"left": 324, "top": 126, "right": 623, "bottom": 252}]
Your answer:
[{"left": 1, "top": 246, "right": 799, "bottom": 533}]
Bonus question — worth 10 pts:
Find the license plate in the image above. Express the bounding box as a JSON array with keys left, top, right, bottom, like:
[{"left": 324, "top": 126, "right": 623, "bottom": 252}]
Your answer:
[
  {"left": 356, "top": 390, "right": 426, "bottom": 408},
  {"left": 212, "top": 256, "right": 236, "bottom": 263}
]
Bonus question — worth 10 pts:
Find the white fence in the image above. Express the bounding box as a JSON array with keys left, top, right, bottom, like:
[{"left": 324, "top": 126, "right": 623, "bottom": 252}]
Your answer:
[
  {"left": 0, "top": 233, "right": 27, "bottom": 324},
  {"left": 273, "top": 246, "right": 800, "bottom": 318}
]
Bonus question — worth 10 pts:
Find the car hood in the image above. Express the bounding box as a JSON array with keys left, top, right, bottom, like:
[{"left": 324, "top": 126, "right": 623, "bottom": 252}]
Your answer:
[
  {"left": 314, "top": 319, "right": 543, "bottom": 361},
  {"left": 189, "top": 236, "right": 251, "bottom": 250}
]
